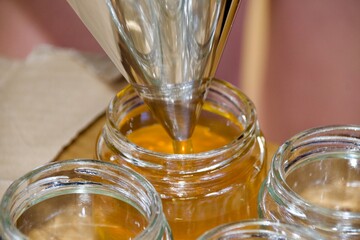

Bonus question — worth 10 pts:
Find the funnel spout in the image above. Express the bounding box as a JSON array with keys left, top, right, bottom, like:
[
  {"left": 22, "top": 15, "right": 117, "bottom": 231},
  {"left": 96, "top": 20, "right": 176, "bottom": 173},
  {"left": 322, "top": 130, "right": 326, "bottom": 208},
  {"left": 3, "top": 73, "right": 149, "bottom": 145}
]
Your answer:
[{"left": 135, "top": 79, "right": 210, "bottom": 140}]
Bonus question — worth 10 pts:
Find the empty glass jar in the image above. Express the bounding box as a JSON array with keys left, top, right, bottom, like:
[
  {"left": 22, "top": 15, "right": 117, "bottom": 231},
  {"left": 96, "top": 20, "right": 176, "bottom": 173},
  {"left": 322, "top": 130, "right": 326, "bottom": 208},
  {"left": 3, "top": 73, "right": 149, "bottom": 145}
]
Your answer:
[
  {"left": 0, "top": 159, "right": 172, "bottom": 240},
  {"left": 197, "top": 219, "right": 325, "bottom": 239},
  {"left": 259, "top": 125, "right": 360, "bottom": 239},
  {"left": 97, "top": 78, "right": 267, "bottom": 239}
]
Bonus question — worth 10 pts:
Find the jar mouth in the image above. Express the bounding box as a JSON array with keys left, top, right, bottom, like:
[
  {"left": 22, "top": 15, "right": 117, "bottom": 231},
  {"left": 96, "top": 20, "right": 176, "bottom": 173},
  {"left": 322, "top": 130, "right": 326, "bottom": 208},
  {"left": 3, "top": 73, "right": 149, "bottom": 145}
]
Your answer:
[
  {"left": 197, "top": 219, "right": 324, "bottom": 239},
  {"left": 271, "top": 125, "right": 360, "bottom": 219},
  {"left": 0, "top": 159, "right": 166, "bottom": 239},
  {"left": 104, "top": 78, "right": 258, "bottom": 167}
]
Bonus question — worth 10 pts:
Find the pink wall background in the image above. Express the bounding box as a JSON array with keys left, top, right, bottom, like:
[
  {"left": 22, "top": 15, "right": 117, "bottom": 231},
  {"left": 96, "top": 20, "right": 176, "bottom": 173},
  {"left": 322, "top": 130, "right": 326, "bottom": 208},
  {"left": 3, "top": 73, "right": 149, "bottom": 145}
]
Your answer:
[
  {"left": 1, "top": 0, "right": 359, "bottom": 143},
  {"left": 259, "top": 1, "right": 360, "bottom": 143},
  {"left": 0, "top": 0, "right": 102, "bottom": 58}
]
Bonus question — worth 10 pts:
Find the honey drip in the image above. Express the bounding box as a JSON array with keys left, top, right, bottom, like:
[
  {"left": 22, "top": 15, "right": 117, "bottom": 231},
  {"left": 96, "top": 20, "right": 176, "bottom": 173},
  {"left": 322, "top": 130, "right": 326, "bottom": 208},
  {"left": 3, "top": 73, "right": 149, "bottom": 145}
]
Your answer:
[{"left": 173, "top": 139, "right": 194, "bottom": 154}]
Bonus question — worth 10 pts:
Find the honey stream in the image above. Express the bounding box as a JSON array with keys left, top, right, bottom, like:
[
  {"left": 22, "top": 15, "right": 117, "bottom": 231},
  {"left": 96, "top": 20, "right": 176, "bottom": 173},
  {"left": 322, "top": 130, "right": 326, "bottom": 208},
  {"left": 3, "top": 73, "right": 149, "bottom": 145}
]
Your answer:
[{"left": 173, "top": 139, "right": 194, "bottom": 154}]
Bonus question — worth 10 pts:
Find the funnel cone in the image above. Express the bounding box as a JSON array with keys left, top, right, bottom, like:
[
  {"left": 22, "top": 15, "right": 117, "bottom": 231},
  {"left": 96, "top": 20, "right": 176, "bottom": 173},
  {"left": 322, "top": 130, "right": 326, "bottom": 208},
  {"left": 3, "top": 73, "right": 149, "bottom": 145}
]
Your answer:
[{"left": 67, "top": 0, "right": 241, "bottom": 140}]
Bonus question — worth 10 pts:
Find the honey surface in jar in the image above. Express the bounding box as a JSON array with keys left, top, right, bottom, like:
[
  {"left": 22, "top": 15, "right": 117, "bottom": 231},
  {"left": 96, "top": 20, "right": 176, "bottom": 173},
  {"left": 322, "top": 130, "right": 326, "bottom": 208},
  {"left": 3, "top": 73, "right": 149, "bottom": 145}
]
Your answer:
[
  {"left": 119, "top": 102, "right": 266, "bottom": 239},
  {"left": 123, "top": 102, "right": 243, "bottom": 153},
  {"left": 127, "top": 121, "right": 238, "bottom": 154}
]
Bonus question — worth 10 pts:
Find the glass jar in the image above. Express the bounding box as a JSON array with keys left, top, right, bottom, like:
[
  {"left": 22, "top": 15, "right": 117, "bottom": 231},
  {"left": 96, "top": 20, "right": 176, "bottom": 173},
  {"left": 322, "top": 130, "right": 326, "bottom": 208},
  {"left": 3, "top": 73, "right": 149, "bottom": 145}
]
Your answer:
[
  {"left": 0, "top": 159, "right": 172, "bottom": 240},
  {"left": 259, "top": 125, "right": 360, "bottom": 239},
  {"left": 197, "top": 219, "right": 325, "bottom": 239},
  {"left": 97, "top": 78, "right": 267, "bottom": 239}
]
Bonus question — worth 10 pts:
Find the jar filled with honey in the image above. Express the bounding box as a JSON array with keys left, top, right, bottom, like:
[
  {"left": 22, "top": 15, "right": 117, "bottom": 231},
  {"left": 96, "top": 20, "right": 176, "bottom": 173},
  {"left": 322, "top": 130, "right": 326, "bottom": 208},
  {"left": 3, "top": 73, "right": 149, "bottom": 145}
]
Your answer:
[
  {"left": 97, "top": 78, "right": 267, "bottom": 239},
  {"left": 0, "top": 159, "right": 172, "bottom": 240}
]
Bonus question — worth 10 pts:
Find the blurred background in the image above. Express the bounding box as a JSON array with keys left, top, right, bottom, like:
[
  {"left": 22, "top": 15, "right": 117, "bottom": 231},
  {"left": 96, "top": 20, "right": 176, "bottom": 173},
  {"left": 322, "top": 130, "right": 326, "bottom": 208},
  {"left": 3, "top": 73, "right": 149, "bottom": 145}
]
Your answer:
[{"left": 1, "top": 0, "right": 359, "bottom": 144}]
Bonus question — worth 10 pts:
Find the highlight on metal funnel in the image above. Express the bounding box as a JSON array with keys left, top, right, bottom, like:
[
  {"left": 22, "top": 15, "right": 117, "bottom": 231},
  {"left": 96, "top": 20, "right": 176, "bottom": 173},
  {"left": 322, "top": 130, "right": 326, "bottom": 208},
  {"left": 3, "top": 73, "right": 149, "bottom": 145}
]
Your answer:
[{"left": 67, "top": 0, "right": 241, "bottom": 140}]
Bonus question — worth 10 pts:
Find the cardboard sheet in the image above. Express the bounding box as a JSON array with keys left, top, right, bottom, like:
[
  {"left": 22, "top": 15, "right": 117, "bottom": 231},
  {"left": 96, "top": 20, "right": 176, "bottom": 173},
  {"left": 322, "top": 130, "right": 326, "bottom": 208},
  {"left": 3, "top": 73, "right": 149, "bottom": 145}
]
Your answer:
[{"left": 0, "top": 46, "right": 121, "bottom": 197}]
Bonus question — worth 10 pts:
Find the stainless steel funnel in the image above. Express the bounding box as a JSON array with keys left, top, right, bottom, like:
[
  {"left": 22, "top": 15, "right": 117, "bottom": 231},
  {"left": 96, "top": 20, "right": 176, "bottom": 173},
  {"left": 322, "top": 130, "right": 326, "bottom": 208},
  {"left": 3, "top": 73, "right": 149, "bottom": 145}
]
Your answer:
[{"left": 67, "top": 0, "right": 241, "bottom": 140}]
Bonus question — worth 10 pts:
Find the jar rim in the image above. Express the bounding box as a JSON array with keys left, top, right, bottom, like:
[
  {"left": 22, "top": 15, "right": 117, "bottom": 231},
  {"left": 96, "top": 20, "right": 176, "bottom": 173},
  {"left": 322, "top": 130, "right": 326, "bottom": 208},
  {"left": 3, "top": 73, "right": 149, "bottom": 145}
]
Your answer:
[
  {"left": 0, "top": 159, "right": 166, "bottom": 240},
  {"left": 104, "top": 78, "right": 258, "bottom": 161},
  {"left": 270, "top": 125, "right": 360, "bottom": 219},
  {"left": 197, "top": 219, "right": 325, "bottom": 239}
]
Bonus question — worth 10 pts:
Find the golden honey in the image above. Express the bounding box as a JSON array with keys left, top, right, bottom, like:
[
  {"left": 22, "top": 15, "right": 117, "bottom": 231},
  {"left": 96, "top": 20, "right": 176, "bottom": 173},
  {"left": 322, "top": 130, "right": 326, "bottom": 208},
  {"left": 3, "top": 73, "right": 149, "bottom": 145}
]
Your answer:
[
  {"left": 123, "top": 105, "right": 265, "bottom": 239},
  {"left": 97, "top": 79, "right": 267, "bottom": 239},
  {"left": 126, "top": 106, "right": 241, "bottom": 154}
]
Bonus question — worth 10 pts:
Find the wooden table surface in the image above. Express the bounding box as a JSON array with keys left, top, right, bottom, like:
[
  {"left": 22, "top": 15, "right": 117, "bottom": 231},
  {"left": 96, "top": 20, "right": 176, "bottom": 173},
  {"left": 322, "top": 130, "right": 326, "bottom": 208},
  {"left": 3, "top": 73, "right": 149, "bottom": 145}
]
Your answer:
[{"left": 54, "top": 115, "right": 106, "bottom": 161}]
